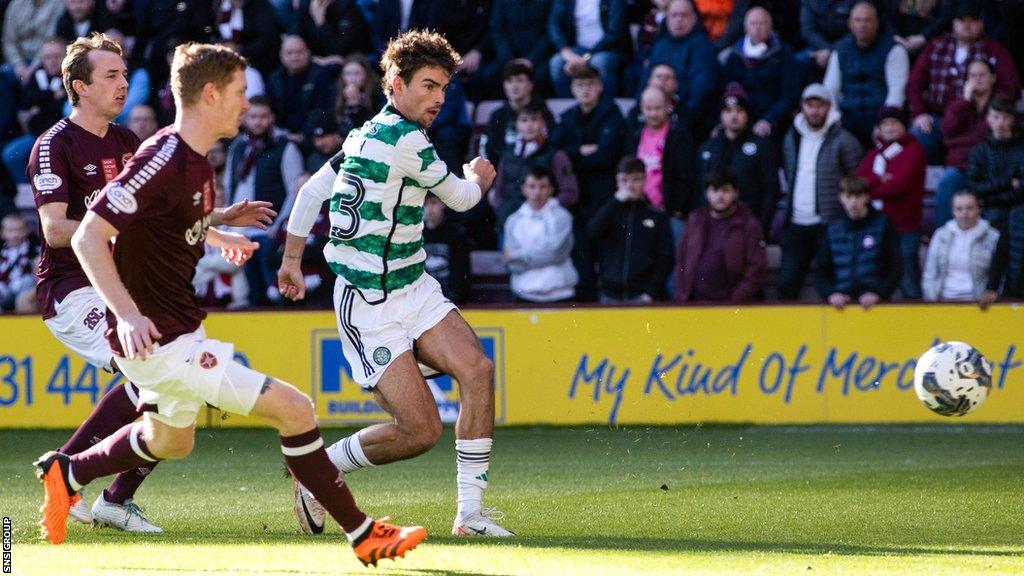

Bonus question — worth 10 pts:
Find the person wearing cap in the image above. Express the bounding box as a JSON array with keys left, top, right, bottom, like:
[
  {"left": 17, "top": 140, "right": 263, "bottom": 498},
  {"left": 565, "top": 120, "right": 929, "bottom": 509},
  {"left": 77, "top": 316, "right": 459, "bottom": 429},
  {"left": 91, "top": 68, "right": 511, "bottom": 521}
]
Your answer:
[
  {"left": 906, "top": 1, "right": 1020, "bottom": 163},
  {"left": 303, "top": 110, "right": 343, "bottom": 174},
  {"left": 855, "top": 105, "right": 926, "bottom": 299},
  {"left": 779, "top": 83, "right": 863, "bottom": 300},
  {"left": 717, "top": 6, "right": 800, "bottom": 139},
  {"left": 697, "top": 82, "right": 780, "bottom": 236},
  {"left": 816, "top": 175, "right": 901, "bottom": 310},
  {"left": 822, "top": 1, "right": 910, "bottom": 146}
]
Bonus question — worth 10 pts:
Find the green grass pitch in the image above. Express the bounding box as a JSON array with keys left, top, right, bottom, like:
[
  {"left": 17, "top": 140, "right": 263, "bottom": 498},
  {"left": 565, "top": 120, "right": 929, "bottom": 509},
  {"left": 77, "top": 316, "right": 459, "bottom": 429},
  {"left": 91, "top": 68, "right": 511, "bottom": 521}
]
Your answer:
[{"left": 3, "top": 425, "right": 1023, "bottom": 575}]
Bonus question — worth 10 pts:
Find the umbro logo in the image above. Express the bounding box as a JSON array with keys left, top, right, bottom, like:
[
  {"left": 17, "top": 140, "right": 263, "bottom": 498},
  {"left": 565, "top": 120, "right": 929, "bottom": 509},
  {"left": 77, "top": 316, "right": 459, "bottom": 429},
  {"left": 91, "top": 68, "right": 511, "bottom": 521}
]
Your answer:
[
  {"left": 193, "top": 191, "right": 202, "bottom": 205},
  {"left": 84, "top": 163, "right": 97, "bottom": 175}
]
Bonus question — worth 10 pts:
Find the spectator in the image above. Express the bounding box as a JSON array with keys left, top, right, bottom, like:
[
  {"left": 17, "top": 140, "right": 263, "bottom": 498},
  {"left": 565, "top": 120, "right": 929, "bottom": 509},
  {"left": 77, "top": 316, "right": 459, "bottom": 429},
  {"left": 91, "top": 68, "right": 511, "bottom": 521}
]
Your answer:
[
  {"left": 817, "top": 176, "right": 901, "bottom": 309},
  {"left": 481, "top": 61, "right": 553, "bottom": 162},
  {"left": 431, "top": 0, "right": 491, "bottom": 99},
  {"left": 2, "top": 0, "right": 65, "bottom": 82},
  {"left": 675, "top": 169, "right": 766, "bottom": 302},
  {"left": 55, "top": 0, "right": 110, "bottom": 44},
  {"left": 303, "top": 110, "right": 343, "bottom": 173},
  {"left": 965, "top": 96, "right": 1024, "bottom": 232},
  {"left": 503, "top": 167, "right": 578, "bottom": 303},
  {"left": 982, "top": 208, "right": 1024, "bottom": 304},
  {"left": 371, "top": 0, "right": 434, "bottom": 56},
  {"left": 485, "top": 0, "right": 553, "bottom": 90},
  {"left": 549, "top": 64, "right": 625, "bottom": 300},
  {"left": 131, "top": 0, "right": 208, "bottom": 85},
  {"left": 907, "top": 1, "right": 1020, "bottom": 163},
  {"left": 643, "top": 0, "right": 718, "bottom": 120},
  {"left": 194, "top": 154, "right": 249, "bottom": 309},
  {"left": 296, "top": 0, "right": 370, "bottom": 58},
  {"left": 779, "top": 84, "right": 864, "bottom": 300},
  {"left": 800, "top": 0, "right": 890, "bottom": 69},
  {"left": 695, "top": 0, "right": 747, "bottom": 49},
  {"left": 0, "top": 212, "right": 39, "bottom": 312},
  {"left": 822, "top": 2, "right": 910, "bottom": 145},
  {"left": 934, "top": 57, "right": 997, "bottom": 228},
  {"left": 923, "top": 190, "right": 1000, "bottom": 302},
  {"left": 856, "top": 106, "right": 926, "bottom": 299},
  {"left": 548, "top": 0, "right": 628, "bottom": 98},
  {"left": 717, "top": 5, "right": 799, "bottom": 139},
  {"left": 627, "top": 85, "right": 696, "bottom": 239},
  {"left": 697, "top": 83, "right": 779, "bottom": 235},
  {"left": 2, "top": 38, "right": 66, "bottom": 193},
  {"left": 894, "top": 0, "right": 960, "bottom": 54},
  {"left": 208, "top": 0, "right": 281, "bottom": 76},
  {"left": 223, "top": 96, "right": 302, "bottom": 306},
  {"left": 335, "top": 53, "right": 381, "bottom": 133},
  {"left": 266, "top": 35, "right": 336, "bottom": 139},
  {"left": 424, "top": 193, "right": 471, "bottom": 303},
  {"left": 999, "top": 0, "right": 1024, "bottom": 80},
  {"left": 127, "top": 103, "right": 158, "bottom": 141},
  {"left": 491, "top": 103, "right": 578, "bottom": 231},
  {"left": 587, "top": 156, "right": 674, "bottom": 302},
  {"left": 624, "top": 62, "right": 681, "bottom": 132},
  {"left": 270, "top": 173, "right": 334, "bottom": 308}
]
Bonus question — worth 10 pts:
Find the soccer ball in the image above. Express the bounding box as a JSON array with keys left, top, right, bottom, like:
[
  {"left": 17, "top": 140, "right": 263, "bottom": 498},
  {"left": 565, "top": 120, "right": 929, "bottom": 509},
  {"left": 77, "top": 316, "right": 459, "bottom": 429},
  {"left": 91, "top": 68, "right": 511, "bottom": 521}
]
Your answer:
[{"left": 913, "top": 342, "right": 993, "bottom": 417}]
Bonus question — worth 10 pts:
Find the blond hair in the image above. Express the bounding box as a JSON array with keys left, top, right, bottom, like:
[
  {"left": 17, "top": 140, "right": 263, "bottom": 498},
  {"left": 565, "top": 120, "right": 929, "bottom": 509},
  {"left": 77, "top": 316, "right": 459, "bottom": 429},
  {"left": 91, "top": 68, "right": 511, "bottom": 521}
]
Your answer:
[{"left": 170, "top": 43, "right": 247, "bottom": 108}]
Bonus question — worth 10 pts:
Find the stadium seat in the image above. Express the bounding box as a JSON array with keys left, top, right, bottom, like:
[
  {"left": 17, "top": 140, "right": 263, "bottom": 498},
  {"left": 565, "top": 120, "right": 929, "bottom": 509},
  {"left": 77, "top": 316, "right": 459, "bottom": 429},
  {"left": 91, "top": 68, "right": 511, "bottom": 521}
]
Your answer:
[
  {"left": 473, "top": 100, "right": 504, "bottom": 127},
  {"left": 545, "top": 98, "right": 576, "bottom": 119}
]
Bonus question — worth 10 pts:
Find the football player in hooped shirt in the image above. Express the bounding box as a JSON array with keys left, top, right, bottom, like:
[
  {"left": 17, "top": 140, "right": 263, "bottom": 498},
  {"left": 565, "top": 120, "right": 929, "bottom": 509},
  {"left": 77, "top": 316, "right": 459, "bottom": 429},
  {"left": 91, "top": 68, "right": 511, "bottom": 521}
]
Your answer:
[
  {"left": 28, "top": 33, "right": 276, "bottom": 535},
  {"left": 34, "top": 43, "right": 426, "bottom": 567}
]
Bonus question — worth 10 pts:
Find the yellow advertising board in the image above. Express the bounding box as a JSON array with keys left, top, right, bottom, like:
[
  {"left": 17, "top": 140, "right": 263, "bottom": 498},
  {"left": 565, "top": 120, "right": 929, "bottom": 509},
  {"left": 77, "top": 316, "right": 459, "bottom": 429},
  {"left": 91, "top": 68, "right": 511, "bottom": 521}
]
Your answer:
[{"left": 0, "top": 304, "right": 1020, "bottom": 428}]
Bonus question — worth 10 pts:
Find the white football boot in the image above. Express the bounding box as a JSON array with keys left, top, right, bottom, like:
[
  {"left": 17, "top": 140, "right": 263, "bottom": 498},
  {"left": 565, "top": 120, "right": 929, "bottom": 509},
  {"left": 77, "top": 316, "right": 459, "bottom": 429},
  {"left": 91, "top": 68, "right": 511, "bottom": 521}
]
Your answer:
[
  {"left": 69, "top": 489, "right": 94, "bottom": 524},
  {"left": 452, "top": 508, "right": 515, "bottom": 537},
  {"left": 91, "top": 494, "right": 163, "bottom": 532},
  {"left": 293, "top": 479, "right": 326, "bottom": 535}
]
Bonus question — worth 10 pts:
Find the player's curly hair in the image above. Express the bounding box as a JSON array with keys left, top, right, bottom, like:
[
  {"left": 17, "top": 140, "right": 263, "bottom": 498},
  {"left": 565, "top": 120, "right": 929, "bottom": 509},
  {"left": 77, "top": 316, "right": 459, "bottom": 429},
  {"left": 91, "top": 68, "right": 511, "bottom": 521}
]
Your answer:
[{"left": 380, "top": 30, "right": 461, "bottom": 96}]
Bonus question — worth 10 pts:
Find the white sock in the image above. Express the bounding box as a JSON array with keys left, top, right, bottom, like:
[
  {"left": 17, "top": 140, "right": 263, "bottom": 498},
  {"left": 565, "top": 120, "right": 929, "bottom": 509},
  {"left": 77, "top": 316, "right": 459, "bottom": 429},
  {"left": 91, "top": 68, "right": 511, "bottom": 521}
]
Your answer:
[
  {"left": 455, "top": 438, "right": 491, "bottom": 519},
  {"left": 325, "top": 433, "right": 374, "bottom": 474},
  {"left": 345, "top": 516, "right": 373, "bottom": 544}
]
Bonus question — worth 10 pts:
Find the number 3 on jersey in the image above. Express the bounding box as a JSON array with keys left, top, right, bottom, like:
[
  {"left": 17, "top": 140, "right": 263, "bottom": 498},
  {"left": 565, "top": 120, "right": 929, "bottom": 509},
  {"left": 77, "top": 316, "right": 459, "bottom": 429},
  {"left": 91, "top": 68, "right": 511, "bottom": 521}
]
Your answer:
[{"left": 330, "top": 173, "right": 365, "bottom": 241}]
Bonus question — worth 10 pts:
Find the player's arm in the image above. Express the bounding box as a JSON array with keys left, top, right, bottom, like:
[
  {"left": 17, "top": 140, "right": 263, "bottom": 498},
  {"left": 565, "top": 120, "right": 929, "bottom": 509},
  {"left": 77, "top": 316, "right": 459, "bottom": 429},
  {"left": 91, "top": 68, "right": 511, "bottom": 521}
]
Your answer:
[
  {"left": 209, "top": 199, "right": 277, "bottom": 228},
  {"left": 206, "top": 227, "right": 259, "bottom": 266},
  {"left": 400, "top": 133, "right": 493, "bottom": 212},
  {"left": 71, "top": 212, "right": 161, "bottom": 359},
  {"left": 37, "top": 203, "right": 80, "bottom": 247},
  {"left": 279, "top": 157, "right": 337, "bottom": 300}
]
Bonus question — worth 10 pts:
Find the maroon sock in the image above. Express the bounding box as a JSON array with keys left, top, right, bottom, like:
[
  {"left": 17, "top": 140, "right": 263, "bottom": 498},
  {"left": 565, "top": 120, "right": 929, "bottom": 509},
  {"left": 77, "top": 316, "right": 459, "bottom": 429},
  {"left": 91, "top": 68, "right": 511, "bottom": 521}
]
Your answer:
[
  {"left": 69, "top": 422, "right": 161, "bottom": 488},
  {"left": 103, "top": 461, "right": 159, "bottom": 504},
  {"left": 60, "top": 383, "right": 144, "bottom": 455},
  {"left": 281, "top": 428, "right": 368, "bottom": 533}
]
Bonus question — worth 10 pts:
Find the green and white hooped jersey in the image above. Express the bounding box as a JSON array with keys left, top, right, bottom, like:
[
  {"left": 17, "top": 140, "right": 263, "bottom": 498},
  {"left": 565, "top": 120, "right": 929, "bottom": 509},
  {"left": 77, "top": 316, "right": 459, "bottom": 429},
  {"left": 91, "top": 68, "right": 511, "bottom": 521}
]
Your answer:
[{"left": 325, "top": 104, "right": 461, "bottom": 303}]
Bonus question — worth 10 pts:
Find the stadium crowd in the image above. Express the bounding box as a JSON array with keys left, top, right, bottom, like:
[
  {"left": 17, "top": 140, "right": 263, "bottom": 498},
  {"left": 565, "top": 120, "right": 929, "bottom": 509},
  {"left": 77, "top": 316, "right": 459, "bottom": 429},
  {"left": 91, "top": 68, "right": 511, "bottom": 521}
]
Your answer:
[{"left": 1, "top": 0, "right": 1023, "bottom": 312}]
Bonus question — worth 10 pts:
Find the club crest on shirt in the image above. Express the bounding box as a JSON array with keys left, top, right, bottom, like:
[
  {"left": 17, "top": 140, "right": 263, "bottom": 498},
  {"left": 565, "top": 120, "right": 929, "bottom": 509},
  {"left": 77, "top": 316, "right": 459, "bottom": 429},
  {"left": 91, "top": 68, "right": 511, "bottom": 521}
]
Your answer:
[
  {"left": 105, "top": 183, "right": 138, "bottom": 214},
  {"left": 33, "top": 172, "right": 63, "bottom": 192},
  {"left": 198, "top": 351, "right": 218, "bottom": 369}
]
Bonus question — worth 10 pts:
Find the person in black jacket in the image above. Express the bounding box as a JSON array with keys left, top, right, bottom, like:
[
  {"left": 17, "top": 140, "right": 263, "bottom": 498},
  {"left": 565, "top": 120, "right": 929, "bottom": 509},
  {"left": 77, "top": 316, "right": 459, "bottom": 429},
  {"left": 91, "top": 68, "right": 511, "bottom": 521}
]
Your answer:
[
  {"left": 697, "top": 83, "right": 780, "bottom": 236},
  {"left": 371, "top": 0, "right": 434, "bottom": 55},
  {"left": 423, "top": 193, "right": 471, "bottom": 303},
  {"left": 587, "top": 156, "right": 674, "bottom": 302},
  {"left": 817, "top": 176, "right": 901, "bottom": 309},
  {"left": 296, "top": 0, "right": 370, "bottom": 58},
  {"left": 549, "top": 64, "right": 626, "bottom": 300},
  {"left": 55, "top": 0, "right": 110, "bottom": 44},
  {"left": 625, "top": 85, "right": 697, "bottom": 229},
  {"left": 430, "top": 0, "right": 491, "bottom": 99},
  {"left": 481, "top": 61, "right": 553, "bottom": 162},
  {"left": 965, "top": 96, "right": 1024, "bottom": 232},
  {"left": 548, "top": 0, "right": 629, "bottom": 98},
  {"left": 207, "top": 0, "right": 281, "bottom": 75},
  {"left": 483, "top": 0, "right": 552, "bottom": 93},
  {"left": 265, "top": 35, "right": 337, "bottom": 139}
]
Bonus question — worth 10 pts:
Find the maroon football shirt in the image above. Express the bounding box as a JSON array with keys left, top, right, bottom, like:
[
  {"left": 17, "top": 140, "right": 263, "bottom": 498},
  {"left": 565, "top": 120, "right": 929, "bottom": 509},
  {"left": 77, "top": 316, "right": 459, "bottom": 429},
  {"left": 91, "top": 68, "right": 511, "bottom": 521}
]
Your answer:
[
  {"left": 90, "top": 126, "right": 215, "bottom": 356},
  {"left": 29, "top": 118, "right": 142, "bottom": 318}
]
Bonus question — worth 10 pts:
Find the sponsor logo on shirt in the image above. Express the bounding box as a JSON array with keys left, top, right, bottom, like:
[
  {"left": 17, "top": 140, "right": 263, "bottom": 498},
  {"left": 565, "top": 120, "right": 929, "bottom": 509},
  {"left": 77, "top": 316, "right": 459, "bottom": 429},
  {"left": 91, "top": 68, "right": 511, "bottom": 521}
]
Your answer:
[
  {"left": 105, "top": 183, "right": 138, "bottom": 214},
  {"left": 33, "top": 173, "right": 63, "bottom": 192},
  {"left": 185, "top": 214, "right": 212, "bottom": 246},
  {"left": 84, "top": 188, "right": 100, "bottom": 209}
]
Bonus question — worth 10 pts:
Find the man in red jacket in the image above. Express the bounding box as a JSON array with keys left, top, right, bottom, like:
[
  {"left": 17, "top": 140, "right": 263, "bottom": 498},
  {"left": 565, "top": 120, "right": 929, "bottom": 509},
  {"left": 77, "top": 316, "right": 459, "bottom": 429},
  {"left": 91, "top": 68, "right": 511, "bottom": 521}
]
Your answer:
[
  {"left": 856, "top": 106, "right": 926, "bottom": 299},
  {"left": 674, "top": 169, "right": 767, "bottom": 302}
]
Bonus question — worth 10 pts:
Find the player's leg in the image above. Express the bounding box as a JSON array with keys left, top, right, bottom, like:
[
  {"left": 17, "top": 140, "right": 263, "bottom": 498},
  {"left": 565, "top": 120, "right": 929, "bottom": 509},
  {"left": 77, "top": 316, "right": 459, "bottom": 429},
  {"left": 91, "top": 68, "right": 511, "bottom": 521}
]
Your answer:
[
  {"left": 249, "top": 374, "right": 426, "bottom": 565},
  {"left": 414, "top": 310, "right": 514, "bottom": 537},
  {"left": 41, "top": 288, "right": 162, "bottom": 530}
]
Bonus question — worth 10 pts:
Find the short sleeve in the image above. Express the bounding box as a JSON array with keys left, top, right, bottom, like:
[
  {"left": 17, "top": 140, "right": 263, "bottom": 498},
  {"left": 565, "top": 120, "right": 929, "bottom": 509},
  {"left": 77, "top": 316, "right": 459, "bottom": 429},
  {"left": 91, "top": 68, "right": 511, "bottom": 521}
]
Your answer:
[
  {"left": 397, "top": 129, "right": 450, "bottom": 189},
  {"left": 29, "top": 133, "right": 70, "bottom": 207},
  {"left": 89, "top": 137, "right": 176, "bottom": 231}
]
